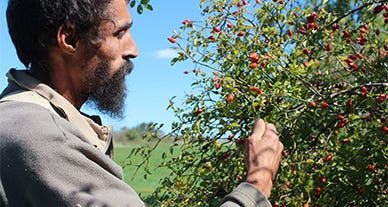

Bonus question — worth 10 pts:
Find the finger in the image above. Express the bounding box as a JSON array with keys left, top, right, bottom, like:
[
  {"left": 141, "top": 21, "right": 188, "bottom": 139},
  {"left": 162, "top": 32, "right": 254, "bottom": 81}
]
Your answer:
[
  {"left": 265, "top": 123, "right": 278, "bottom": 135},
  {"left": 249, "top": 119, "right": 265, "bottom": 141}
]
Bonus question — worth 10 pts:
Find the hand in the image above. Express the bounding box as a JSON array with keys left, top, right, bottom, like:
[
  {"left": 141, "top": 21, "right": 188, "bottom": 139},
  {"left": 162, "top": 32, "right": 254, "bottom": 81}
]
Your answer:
[{"left": 244, "top": 119, "right": 284, "bottom": 197}]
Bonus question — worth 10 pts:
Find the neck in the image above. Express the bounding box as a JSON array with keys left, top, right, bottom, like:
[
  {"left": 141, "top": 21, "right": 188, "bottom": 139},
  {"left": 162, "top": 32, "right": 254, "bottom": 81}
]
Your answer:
[{"left": 29, "top": 63, "right": 86, "bottom": 110}]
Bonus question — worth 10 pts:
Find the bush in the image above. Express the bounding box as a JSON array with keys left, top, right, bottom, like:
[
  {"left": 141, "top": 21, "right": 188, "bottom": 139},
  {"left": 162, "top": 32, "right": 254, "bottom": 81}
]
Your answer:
[{"left": 135, "top": 1, "right": 387, "bottom": 206}]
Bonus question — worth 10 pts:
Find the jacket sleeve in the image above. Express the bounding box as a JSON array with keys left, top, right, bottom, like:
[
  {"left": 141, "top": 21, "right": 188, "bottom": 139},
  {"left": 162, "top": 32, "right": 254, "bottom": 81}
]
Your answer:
[
  {"left": 0, "top": 102, "right": 145, "bottom": 207},
  {"left": 220, "top": 182, "right": 272, "bottom": 207}
]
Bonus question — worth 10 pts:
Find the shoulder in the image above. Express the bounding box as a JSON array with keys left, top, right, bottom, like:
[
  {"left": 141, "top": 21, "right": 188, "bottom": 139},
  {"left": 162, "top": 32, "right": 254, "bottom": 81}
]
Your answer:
[
  {"left": 0, "top": 101, "right": 64, "bottom": 138},
  {"left": 0, "top": 101, "right": 84, "bottom": 153}
]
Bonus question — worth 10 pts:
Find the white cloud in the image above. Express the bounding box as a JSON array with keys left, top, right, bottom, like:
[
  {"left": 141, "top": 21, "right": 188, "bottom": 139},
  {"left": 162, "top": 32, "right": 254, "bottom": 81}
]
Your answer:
[{"left": 152, "top": 48, "right": 178, "bottom": 59}]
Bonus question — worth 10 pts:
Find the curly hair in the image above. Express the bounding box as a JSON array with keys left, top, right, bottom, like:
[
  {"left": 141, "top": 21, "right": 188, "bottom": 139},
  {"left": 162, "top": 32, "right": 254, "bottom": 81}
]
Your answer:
[{"left": 6, "top": 0, "right": 114, "bottom": 68}]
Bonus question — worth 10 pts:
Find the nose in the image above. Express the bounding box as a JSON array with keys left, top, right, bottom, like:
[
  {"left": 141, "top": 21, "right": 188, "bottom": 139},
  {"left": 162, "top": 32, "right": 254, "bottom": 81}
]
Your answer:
[{"left": 122, "top": 31, "right": 138, "bottom": 60}]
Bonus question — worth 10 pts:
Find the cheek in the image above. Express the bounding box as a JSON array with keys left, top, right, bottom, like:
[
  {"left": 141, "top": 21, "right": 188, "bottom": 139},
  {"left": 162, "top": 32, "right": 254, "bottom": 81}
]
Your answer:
[{"left": 98, "top": 47, "right": 123, "bottom": 74}]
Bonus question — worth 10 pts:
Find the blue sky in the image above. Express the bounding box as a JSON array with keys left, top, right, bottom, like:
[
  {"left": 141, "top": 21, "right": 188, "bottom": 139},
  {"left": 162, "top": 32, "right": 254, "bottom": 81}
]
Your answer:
[{"left": 0, "top": 1, "right": 203, "bottom": 132}]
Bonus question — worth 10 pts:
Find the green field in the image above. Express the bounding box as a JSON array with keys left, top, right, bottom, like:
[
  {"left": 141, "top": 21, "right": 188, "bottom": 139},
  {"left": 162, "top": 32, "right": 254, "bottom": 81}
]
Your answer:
[{"left": 114, "top": 141, "right": 176, "bottom": 198}]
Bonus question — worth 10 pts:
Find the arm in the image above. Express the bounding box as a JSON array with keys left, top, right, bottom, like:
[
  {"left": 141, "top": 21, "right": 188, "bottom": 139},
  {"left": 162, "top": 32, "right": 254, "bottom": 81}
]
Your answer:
[{"left": 221, "top": 119, "right": 283, "bottom": 206}]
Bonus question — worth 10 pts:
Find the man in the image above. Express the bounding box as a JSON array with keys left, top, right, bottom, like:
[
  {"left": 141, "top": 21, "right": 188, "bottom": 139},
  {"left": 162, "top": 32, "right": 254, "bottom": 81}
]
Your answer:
[{"left": 0, "top": 0, "right": 284, "bottom": 206}]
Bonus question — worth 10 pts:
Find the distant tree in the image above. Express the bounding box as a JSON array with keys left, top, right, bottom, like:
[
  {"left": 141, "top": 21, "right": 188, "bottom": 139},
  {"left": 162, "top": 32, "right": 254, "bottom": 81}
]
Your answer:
[{"left": 113, "top": 122, "right": 166, "bottom": 145}]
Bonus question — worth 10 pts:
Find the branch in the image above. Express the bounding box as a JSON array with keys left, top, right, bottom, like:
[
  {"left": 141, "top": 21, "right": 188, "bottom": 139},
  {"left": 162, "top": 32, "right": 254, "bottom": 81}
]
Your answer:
[
  {"left": 329, "top": 82, "right": 388, "bottom": 99},
  {"left": 329, "top": 0, "right": 388, "bottom": 26}
]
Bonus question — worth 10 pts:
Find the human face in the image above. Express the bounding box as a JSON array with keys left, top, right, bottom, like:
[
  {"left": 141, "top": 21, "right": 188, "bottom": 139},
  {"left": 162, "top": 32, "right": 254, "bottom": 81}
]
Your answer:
[{"left": 82, "top": 0, "right": 138, "bottom": 118}]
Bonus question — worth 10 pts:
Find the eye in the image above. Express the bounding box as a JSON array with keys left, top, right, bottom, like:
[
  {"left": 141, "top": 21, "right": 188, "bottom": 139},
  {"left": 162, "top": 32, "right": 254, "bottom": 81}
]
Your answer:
[{"left": 115, "top": 29, "right": 127, "bottom": 39}]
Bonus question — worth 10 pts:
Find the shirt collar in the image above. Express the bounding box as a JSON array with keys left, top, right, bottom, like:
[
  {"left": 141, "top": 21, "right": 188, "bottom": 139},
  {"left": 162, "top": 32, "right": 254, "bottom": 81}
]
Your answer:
[{"left": 5, "top": 69, "right": 113, "bottom": 154}]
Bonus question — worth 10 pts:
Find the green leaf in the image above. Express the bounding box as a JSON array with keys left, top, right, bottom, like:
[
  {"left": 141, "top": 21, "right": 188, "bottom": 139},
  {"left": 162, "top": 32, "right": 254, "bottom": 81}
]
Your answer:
[
  {"left": 306, "top": 159, "right": 315, "bottom": 164},
  {"left": 144, "top": 4, "right": 153, "bottom": 11},
  {"left": 129, "top": 0, "right": 136, "bottom": 8},
  {"left": 137, "top": 4, "right": 143, "bottom": 14}
]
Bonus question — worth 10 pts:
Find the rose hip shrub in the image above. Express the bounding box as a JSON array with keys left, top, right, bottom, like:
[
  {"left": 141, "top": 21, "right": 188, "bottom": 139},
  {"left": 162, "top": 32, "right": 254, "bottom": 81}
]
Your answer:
[{"left": 139, "top": 0, "right": 387, "bottom": 206}]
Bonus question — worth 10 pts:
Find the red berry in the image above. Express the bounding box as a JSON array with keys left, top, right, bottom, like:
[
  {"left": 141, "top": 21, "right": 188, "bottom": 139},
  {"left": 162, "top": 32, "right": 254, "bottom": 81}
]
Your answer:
[
  {"left": 208, "top": 35, "right": 216, "bottom": 41},
  {"left": 345, "top": 58, "right": 353, "bottom": 64},
  {"left": 223, "top": 153, "right": 230, "bottom": 161},
  {"left": 168, "top": 37, "right": 176, "bottom": 43},
  {"left": 374, "top": 5, "right": 384, "bottom": 14},
  {"left": 346, "top": 100, "right": 353, "bottom": 107},
  {"left": 381, "top": 126, "right": 388, "bottom": 132},
  {"left": 343, "top": 30, "right": 350, "bottom": 38},
  {"left": 250, "top": 62, "right": 258, "bottom": 69},
  {"left": 324, "top": 154, "right": 333, "bottom": 161},
  {"left": 300, "top": 27, "right": 307, "bottom": 35},
  {"left": 309, "top": 101, "right": 317, "bottom": 108},
  {"left": 196, "top": 108, "right": 203, "bottom": 114},
  {"left": 337, "top": 122, "right": 346, "bottom": 128},
  {"left": 227, "top": 22, "right": 234, "bottom": 28},
  {"left": 321, "top": 101, "right": 329, "bottom": 109},
  {"left": 349, "top": 54, "right": 358, "bottom": 60},
  {"left": 249, "top": 52, "right": 259, "bottom": 63},
  {"left": 326, "top": 43, "right": 332, "bottom": 51},
  {"left": 303, "top": 48, "right": 311, "bottom": 55},
  {"left": 360, "top": 86, "right": 368, "bottom": 93},
  {"left": 237, "top": 31, "right": 245, "bottom": 36},
  {"left": 337, "top": 115, "right": 345, "bottom": 120},
  {"left": 213, "top": 27, "right": 221, "bottom": 33},
  {"left": 182, "top": 19, "right": 190, "bottom": 25},
  {"left": 314, "top": 186, "right": 321, "bottom": 195},
  {"left": 227, "top": 94, "right": 234, "bottom": 102},
  {"left": 342, "top": 138, "right": 350, "bottom": 143},
  {"left": 349, "top": 62, "right": 358, "bottom": 70},
  {"left": 215, "top": 82, "right": 221, "bottom": 89},
  {"left": 377, "top": 94, "right": 386, "bottom": 102},
  {"left": 367, "top": 164, "right": 376, "bottom": 171},
  {"left": 319, "top": 177, "right": 327, "bottom": 183},
  {"left": 287, "top": 30, "right": 293, "bottom": 36},
  {"left": 249, "top": 86, "right": 258, "bottom": 92}
]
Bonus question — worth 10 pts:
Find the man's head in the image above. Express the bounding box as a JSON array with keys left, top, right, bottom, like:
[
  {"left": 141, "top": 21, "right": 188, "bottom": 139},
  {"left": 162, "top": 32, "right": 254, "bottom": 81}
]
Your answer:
[
  {"left": 7, "top": 0, "right": 112, "bottom": 68},
  {"left": 7, "top": 0, "right": 138, "bottom": 118}
]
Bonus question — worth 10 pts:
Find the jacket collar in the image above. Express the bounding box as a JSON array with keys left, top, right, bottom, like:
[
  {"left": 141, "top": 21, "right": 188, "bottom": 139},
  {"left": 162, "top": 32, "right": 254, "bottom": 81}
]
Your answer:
[{"left": 4, "top": 69, "right": 113, "bottom": 155}]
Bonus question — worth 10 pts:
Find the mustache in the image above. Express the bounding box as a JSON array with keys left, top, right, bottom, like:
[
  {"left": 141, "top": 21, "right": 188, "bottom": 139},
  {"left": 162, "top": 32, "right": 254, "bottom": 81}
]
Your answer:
[{"left": 124, "top": 60, "right": 134, "bottom": 75}]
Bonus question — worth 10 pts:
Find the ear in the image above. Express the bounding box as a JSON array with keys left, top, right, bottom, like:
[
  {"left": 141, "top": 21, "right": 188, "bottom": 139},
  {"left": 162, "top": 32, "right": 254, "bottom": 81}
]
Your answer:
[{"left": 57, "top": 24, "right": 79, "bottom": 54}]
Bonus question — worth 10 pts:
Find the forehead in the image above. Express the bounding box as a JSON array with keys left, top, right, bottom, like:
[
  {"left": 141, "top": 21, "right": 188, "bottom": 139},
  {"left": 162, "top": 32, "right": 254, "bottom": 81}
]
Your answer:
[{"left": 100, "top": 0, "right": 132, "bottom": 30}]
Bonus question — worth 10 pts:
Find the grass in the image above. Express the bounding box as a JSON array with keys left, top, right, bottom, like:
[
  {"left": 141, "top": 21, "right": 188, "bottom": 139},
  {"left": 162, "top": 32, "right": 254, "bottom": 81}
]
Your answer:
[{"left": 114, "top": 140, "right": 177, "bottom": 198}]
